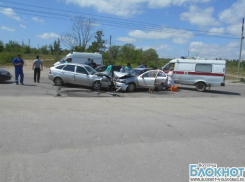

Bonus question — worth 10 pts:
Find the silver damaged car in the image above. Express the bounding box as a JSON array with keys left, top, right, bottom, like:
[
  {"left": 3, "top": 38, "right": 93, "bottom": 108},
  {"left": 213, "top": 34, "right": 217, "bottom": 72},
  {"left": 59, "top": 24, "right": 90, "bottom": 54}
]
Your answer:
[
  {"left": 114, "top": 68, "right": 167, "bottom": 92},
  {"left": 48, "top": 63, "right": 112, "bottom": 90}
]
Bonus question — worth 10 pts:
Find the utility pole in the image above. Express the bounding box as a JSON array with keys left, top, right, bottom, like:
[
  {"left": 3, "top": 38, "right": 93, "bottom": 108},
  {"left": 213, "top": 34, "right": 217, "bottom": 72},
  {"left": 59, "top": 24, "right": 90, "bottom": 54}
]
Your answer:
[
  {"left": 109, "top": 35, "right": 112, "bottom": 63},
  {"left": 237, "top": 18, "right": 244, "bottom": 79}
]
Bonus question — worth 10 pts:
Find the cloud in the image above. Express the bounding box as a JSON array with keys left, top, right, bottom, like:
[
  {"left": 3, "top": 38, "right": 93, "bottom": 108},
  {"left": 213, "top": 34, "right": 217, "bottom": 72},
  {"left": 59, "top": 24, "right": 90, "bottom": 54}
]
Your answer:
[
  {"left": 208, "top": 27, "right": 225, "bottom": 35},
  {"left": 64, "top": 0, "right": 210, "bottom": 17},
  {"left": 20, "top": 24, "right": 27, "bottom": 29},
  {"left": 226, "top": 24, "right": 241, "bottom": 37},
  {"left": 116, "top": 37, "right": 136, "bottom": 43},
  {"left": 128, "top": 28, "right": 193, "bottom": 44},
  {"left": 173, "top": 38, "right": 188, "bottom": 44},
  {"left": 147, "top": 0, "right": 211, "bottom": 8},
  {"left": 0, "top": 8, "right": 21, "bottom": 21},
  {"left": 32, "top": 17, "right": 44, "bottom": 23},
  {"left": 189, "top": 41, "right": 242, "bottom": 59},
  {"left": 219, "top": 0, "right": 245, "bottom": 25},
  {"left": 137, "top": 43, "right": 170, "bottom": 51},
  {"left": 1, "top": 26, "right": 15, "bottom": 32},
  {"left": 37, "top": 32, "right": 59, "bottom": 39},
  {"left": 180, "top": 5, "right": 219, "bottom": 27}
]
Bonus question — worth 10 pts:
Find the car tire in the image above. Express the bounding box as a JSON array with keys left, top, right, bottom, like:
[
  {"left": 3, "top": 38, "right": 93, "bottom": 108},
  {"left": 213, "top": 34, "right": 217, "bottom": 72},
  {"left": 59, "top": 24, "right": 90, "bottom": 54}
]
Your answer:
[
  {"left": 92, "top": 81, "right": 101, "bottom": 90},
  {"left": 156, "top": 84, "right": 163, "bottom": 91},
  {"left": 127, "top": 82, "right": 136, "bottom": 92},
  {"left": 54, "top": 77, "right": 63, "bottom": 86},
  {"left": 196, "top": 82, "right": 206, "bottom": 92}
]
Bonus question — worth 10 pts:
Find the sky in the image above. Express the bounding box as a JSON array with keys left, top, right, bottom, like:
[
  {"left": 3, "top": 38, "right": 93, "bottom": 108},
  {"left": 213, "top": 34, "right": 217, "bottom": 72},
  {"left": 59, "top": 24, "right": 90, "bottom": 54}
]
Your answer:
[{"left": 0, "top": 0, "right": 245, "bottom": 59}]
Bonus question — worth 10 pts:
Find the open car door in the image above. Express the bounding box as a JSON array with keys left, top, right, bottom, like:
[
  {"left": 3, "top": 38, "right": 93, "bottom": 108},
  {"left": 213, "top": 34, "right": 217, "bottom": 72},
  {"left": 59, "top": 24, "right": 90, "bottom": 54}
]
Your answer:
[{"left": 138, "top": 70, "right": 158, "bottom": 88}]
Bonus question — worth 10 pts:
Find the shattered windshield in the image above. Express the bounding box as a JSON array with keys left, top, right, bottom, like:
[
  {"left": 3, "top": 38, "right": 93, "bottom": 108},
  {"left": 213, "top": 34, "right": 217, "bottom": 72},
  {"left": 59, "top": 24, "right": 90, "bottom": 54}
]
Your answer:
[
  {"left": 127, "top": 69, "right": 143, "bottom": 76},
  {"left": 85, "top": 66, "right": 97, "bottom": 75}
]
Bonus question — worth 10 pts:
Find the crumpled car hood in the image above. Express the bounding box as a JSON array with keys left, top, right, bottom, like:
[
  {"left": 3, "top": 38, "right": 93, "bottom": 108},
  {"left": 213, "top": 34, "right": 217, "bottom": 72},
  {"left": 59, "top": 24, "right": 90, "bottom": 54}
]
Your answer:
[
  {"left": 114, "top": 71, "right": 134, "bottom": 79},
  {"left": 94, "top": 71, "right": 111, "bottom": 78}
]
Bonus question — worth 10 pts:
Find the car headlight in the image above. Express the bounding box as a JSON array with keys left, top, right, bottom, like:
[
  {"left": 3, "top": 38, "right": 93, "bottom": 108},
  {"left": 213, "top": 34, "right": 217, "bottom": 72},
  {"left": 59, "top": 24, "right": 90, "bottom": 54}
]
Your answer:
[
  {"left": 0, "top": 72, "right": 7, "bottom": 75},
  {"left": 117, "top": 79, "right": 126, "bottom": 83}
]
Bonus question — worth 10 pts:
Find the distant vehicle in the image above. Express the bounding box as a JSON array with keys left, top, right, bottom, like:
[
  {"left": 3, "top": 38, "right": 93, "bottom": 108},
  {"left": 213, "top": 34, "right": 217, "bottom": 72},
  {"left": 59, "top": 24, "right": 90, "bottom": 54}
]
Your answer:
[
  {"left": 114, "top": 68, "right": 167, "bottom": 92},
  {"left": 162, "top": 59, "right": 226, "bottom": 92},
  {"left": 0, "top": 68, "right": 12, "bottom": 82},
  {"left": 48, "top": 63, "right": 112, "bottom": 90},
  {"left": 95, "top": 65, "right": 122, "bottom": 72},
  {"left": 54, "top": 52, "right": 103, "bottom": 66}
]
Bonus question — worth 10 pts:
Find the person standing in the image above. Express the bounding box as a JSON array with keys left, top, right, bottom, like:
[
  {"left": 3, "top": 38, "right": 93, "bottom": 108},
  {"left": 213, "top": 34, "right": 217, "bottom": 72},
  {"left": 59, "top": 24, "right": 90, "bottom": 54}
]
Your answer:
[
  {"left": 91, "top": 59, "right": 97, "bottom": 69},
  {"left": 32, "top": 55, "right": 43, "bottom": 83},
  {"left": 12, "top": 53, "right": 24, "bottom": 85},
  {"left": 125, "top": 63, "right": 132, "bottom": 72},
  {"left": 85, "top": 58, "right": 92, "bottom": 66},
  {"left": 167, "top": 68, "right": 175, "bottom": 88},
  {"left": 120, "top": 66, "right": 125, "bottom": 73},
  {"left": 106, "top": 65, "right": 113, "bottom": 77},
  {"left": 139, "top": 63, "right": 145, "bottom": 68}
]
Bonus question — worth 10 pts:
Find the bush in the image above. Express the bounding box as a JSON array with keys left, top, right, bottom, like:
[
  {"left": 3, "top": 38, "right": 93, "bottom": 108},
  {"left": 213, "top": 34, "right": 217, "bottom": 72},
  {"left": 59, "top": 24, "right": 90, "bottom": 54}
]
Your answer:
[{"left": 0, "top": 52, "right": 17, "bottom": 65}]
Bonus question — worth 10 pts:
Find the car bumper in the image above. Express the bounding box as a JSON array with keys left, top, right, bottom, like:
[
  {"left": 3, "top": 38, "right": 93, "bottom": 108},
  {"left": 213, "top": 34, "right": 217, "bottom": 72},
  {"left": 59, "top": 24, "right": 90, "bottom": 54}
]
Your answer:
[
  {"left": 115, "top": 82, "right": 128, "bottom": 91},
  {"left": 48, "top": 74, "right": 55, "bottom": 81},
  {"left": 0, "top": 75, "right": 12, "bottom": 82}
]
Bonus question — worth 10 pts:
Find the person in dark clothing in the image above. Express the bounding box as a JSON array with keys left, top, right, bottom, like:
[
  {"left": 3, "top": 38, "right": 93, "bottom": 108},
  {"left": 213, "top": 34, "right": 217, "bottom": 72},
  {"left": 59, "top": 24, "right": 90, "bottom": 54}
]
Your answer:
[
  {"left": 12, "top": 53, "right": 24, "bottom": 85},
  {"left": 91, "top": 59, "right": 97, "bottom": 69},
  {"left": 32, "top": 55, "right": 43, "bottom": 83}
]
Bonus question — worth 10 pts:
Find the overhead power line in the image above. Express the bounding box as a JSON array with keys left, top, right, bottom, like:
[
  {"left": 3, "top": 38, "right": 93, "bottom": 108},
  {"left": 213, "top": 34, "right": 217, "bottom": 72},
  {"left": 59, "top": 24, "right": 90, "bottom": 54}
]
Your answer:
[
  {"left": 0, "top": 1, "right": 239, "bottom": 36},
  {"left": 0, "top": 1, "right": 241, "bottom": 40}
]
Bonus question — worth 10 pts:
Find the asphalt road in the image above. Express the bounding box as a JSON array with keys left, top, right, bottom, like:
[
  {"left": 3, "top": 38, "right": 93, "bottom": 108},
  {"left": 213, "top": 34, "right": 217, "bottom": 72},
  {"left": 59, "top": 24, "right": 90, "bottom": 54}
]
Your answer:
[
  {"left": 0, "top": 75, "right": 245, "bottom": 98},
  {"left": 0, "top": 66, "right": 245, "bottom": 182}
]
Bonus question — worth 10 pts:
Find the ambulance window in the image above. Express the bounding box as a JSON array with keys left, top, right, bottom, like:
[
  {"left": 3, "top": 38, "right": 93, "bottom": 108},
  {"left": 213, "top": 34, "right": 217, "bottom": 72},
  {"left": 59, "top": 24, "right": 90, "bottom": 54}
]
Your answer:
[
  {"left": 169, "top": 63, "right": 175, "bottom": 70},
  {"left": 163, "top": 63, "right": 175, "bottom": 71},
  {"left": 195, "top": 64, "right": 212, "bottom": 72},
  {"left": 178, "top": 64, "right": 193, "bottom": 71}
]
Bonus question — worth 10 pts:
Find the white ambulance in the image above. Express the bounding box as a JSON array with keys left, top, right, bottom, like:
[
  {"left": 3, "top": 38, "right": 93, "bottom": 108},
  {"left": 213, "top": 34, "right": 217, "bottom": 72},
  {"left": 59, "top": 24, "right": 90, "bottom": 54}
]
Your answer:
[
  {"left": 54, "top": 52, "right": 103, "bottom": 66},
  {"left": 162, "top": 59, "right": 226, "bottom": 91}
]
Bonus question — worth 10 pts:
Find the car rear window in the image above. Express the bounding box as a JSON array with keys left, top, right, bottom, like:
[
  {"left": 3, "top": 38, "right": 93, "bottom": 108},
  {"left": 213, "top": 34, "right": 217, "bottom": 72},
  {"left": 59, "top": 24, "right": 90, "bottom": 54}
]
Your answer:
[
  {"left": 195, "top": 64, "right": 212, "bottom": 73},
  {"left": 55, "top": 65, "right": 65, "bottom": 69},
  {"left": 63, "top": 65, "right": 75, "bottom": 72}
]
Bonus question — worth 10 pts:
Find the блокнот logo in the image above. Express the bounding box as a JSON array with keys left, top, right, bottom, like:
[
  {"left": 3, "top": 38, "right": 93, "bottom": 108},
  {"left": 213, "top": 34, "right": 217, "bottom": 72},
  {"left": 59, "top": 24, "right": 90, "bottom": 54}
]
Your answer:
[{"left": 189, "top": 163, "right": 245, "bottom": 182}]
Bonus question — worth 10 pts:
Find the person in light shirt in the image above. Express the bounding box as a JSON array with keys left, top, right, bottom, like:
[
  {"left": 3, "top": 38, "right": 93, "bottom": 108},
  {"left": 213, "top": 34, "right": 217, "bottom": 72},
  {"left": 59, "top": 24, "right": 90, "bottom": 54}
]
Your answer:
[{"left": 167, "top": 68, "right": 175, "bottom": 87}]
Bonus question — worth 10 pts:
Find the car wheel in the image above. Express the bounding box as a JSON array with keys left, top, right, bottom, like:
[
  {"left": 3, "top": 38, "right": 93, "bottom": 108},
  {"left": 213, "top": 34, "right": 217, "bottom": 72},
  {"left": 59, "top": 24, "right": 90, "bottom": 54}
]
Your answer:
[
  {"left": 92, "top": 81, "right": 101, "bottom": 90},
  {"left": 196, "top": 82, "right": 206, "bottom": 92},
  {"left": 127, "top": 83, "right": 135, "bottom": 92},
  {"left": 156, "top": 84, "right": 163, "bottom": 91},
  {"left": 54, "top": 77, "right": 63, "bottom": 86}
]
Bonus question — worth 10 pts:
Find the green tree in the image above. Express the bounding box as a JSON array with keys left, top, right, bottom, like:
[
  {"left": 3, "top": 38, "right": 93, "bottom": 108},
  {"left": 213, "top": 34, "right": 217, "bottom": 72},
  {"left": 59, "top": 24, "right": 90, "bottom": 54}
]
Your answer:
[
  {"left": 54, "top": 38, "right": 61, "bottom": 54},
  {"left": 49, "top": 44, "right": 54, "bottom": 55},
  {"left": 40, "top": 45, "right": 49, "bottom": 54},
  {"left": 5, "top": 40, "right": 21, "bottom": 52},
  {"left": 0, "top": 40, "right": 4, "bottom": 52},
  {"left": 24, "top": 46, "right": 31, "bottom": 54},
  {"left": 120, "top": 44, "right": 136, "bottom": 64},
  {"left": 87, "top": 31, "right": 106, "bottom": 53},
  {"left": 142, "top": 48, "right": 159, "bottom": 67},
  {"left": 110, "top": 45, "right": 120, "bottom": 60},
  {"left": 102, "top": 51, "right": 115, "bottom": 65}
]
